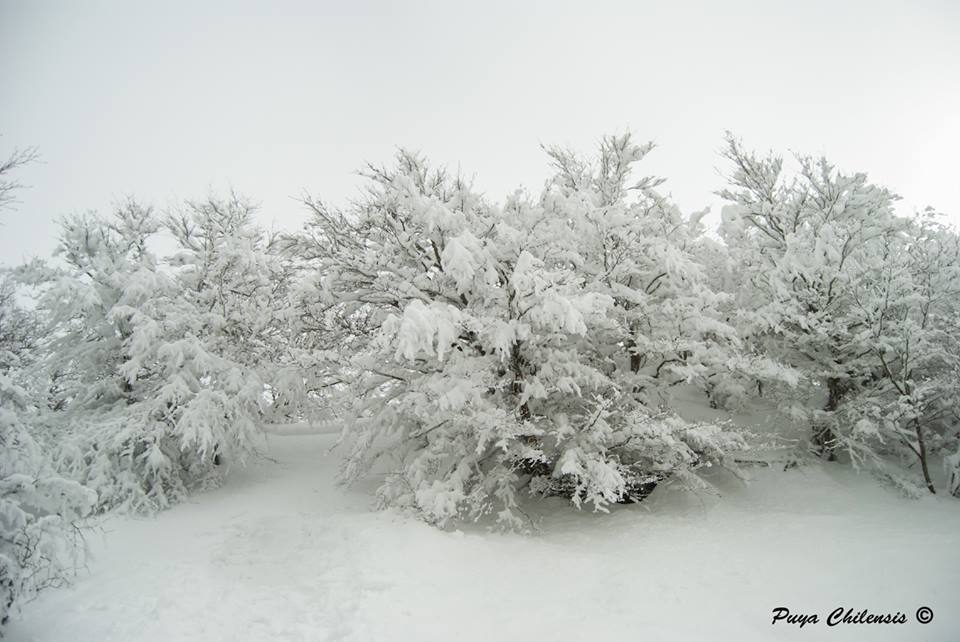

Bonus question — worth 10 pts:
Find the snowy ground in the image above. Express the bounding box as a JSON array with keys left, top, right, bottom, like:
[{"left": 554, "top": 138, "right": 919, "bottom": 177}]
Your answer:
[{"left": 10, "top": 433, "right": 960, "bottom": 642}]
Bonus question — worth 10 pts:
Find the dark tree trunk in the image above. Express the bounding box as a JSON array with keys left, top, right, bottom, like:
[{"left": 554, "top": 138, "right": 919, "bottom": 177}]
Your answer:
[
  {"left": 825, "top": 377, "right": 852, "bottom": 412},
  {"left": 509, "top": 342, "right": 531, "bottom": 422},
  {"left": 626, "top": 335, "right": 645, "bottom": 394},
  {"left": 630, "top": 346, "right": 642, "bottom": 373},
  {"left": 813, "top": 377, "right": 854, "bottom": 461},
  {"left": 913, "top": 418, "right": 936, "bottom": 494}
]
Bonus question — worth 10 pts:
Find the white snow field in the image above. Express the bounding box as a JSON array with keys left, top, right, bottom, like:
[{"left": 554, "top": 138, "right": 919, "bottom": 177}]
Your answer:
[{"left": 9, "top": 432, "right": 960, "bottom": 642}]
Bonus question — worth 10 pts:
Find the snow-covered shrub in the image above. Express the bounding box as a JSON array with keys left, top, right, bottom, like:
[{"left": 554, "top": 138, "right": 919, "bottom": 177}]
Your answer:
[
  {"left": 1, "top": 373, "right": 95, "bottom": 629},
  {"left": 296, "top": 136, "right": 750, "bottom": 528},
  {"left": 0, "top": 148, "right": 97, "bottom": 629},
  {"left": 544, "top": 136, "right": 793, "bottom": 411},
  {"left": 164, "top": 194, "right": 303, "bottom": 425},
  {"left": 719, "top": 135, "right": 906, "bottom": 459},
  {"left": 720, "top": 137, "right": 960, "bottom": 493},
  {"left": 20, "top": 197, "right": 288, "bottom": 512},
  {"left": 0, "top": 273, "right": 34, "bottom": 379},
  {"left": 833, "top": 213, "right": 960, "bottom": 493}
]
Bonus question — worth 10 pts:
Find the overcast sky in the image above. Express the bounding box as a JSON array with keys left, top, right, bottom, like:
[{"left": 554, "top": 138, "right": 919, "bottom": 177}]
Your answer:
[{"left": 2, "top": 0, "right": 959, "bottom": 264}]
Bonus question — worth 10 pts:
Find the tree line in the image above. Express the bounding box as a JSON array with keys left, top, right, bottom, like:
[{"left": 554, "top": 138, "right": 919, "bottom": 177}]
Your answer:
[{"left": 2, "top": 133, "right": 958, "bottom": 626}]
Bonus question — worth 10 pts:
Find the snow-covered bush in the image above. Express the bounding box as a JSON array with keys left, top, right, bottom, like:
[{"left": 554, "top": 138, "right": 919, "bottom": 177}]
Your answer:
[
  {"left": 0, "top": 273, "right": 34, "bottom": 378},
  {"left": 544, "top": 136, "right": 794, "bottom": 411},
  {"left": 0, "top": 144, "right": 96, "bottom": 630},
  {"left": 1, "top": 364, "right": 95, "bottom": 629},
  {"left": 296, "top": 136, "right": 750, "bottom": 528},
  {"left": 164, "top": 194, "right": 302, "bottom": 425},
  {"left": 20, "top": 197, "right": 289, "bottom": 512},
  {"left": 835, "top": 212, "right": 960, "bottom": 494},
  {"left": 719, "top": 136, "right": 960, "bottom": 493},
  {"left": 719, "top": 134, "right": 906, "bottom": 458}
]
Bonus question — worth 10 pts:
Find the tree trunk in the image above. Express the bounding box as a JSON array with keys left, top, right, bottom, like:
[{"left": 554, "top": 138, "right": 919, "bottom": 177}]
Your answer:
[
  {"left": 913, "top": 418, "right": 936, "bottom": 494},
  {"left": 813, "top": 377, "right": 854, "bottom": 461},
  {"left": 509, "top": 342, "right": 531, "bottom": 422},
  {"left": 626, "top": 335, "right": 644, "bottom": 394}
]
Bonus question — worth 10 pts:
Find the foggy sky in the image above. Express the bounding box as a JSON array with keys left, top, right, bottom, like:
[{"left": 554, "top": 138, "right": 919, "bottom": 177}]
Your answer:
[{"left": 2, "top": 0, "right": 958, "bottom": 264}]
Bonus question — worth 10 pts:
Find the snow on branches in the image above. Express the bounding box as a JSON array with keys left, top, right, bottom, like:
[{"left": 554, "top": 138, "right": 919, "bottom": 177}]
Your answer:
[
  {"left": 297, "top": 136, "right": 748, "bottom": 528},
  {"left": 16, "top": 196, "right": 293, "bottom": 513},
  {"left": 719, "top": 135, "right": 960, "bottom": 494},
  {"left": 1, "top": 127, "right": 957, "bottom": 566},
  {"left": 1, "top": 360, "right": 95, "bottom": 628}
]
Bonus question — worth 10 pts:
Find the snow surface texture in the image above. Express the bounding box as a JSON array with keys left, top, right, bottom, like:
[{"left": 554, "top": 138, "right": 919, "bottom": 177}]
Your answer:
[{"left": 9, "top": 433, "right": 959, "bottom": 642}]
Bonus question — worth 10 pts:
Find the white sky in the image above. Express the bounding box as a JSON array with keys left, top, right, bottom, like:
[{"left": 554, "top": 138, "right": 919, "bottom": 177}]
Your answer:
[{"left": 2, "top": 0, "right": 959, "bottom": 264}]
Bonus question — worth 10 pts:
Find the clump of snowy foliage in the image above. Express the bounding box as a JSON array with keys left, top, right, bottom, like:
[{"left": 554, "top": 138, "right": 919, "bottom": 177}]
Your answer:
[{"left": 294, "top": 136, "right": 755, "bottom": 528}]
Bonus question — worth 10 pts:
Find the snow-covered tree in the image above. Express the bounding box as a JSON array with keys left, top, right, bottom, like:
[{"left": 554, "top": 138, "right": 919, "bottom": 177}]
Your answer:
[
  {"left": 1, "top": 374, "right": 95, "bottom": 630},
  {"left": 297, "top": 137, "right": 749, "bottom": 528},
  {"left": 22, "top": 196, "right": 286, "bottom": 512},
  {"left": 164, "top": 193, "right": 301, "bottom": 425},
  {"left": 0, "top": 145, "right": 38, "bottom": 214},
  {"left": 838, "top": 211, "right": 960, "bottom": 494},
  {"left": 1, "top": 144, "right": 95, "bottom": 632},
  {"left": 544, "top": 135, "right": 793, "bottom": 412},
  {"left": 19, "top": 203, "right": 193, "bottom": 511},
  {"left": 0, "top": 273, "right": 35, "bottom": 380},
  {"left": 718, "top": 135, "right": 960, "bottom": 494},
  {"left": 719, "top": 134, "right": 904, "bottom": 459}
]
